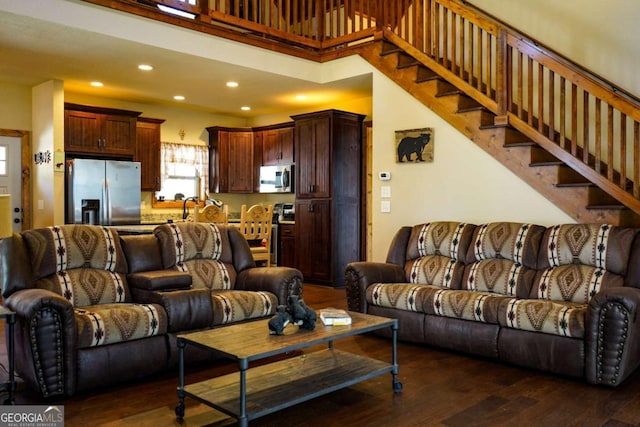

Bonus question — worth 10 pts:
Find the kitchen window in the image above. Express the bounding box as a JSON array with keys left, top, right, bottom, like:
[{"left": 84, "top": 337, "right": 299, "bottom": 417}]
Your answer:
[{"left": 156, "top": 142, "right": 208, "bottom": 202}]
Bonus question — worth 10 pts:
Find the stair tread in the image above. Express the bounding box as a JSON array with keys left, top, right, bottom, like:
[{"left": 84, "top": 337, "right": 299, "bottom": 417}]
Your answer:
[
  {"left": 457, "top": 106, "right": 486, "bottom": 113},
  {"left": 555, "top": 182, "right": 594, "bottom": 188},
  {"left": 530, "top": 161, "right": 564, "bottom": 166},
  {"left": 503, "top": 141, "right": 537, "bottom": 147},
  {"left": 586, "top": 204, "right": 627, "bottom": 210}
]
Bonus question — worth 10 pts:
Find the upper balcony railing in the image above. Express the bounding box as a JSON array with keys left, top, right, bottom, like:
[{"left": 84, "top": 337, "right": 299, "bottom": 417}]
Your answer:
[{"left": 84, "top": 0, "right": 640, "bottom": 213}]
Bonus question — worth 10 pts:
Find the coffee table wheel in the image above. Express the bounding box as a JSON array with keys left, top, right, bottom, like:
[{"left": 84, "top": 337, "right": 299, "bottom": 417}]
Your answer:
[
  {"left": 175, "top": 403, "right": 185, "bottom": 420},
  {"left": 393, "top": 380, "right": 403, "bottom": 393}
]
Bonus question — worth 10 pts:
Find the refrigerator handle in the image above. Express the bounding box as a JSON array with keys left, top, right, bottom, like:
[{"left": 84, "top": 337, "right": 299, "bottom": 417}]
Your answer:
[{"left": 103, "top": 179, "right": 110, "bottom": 225}]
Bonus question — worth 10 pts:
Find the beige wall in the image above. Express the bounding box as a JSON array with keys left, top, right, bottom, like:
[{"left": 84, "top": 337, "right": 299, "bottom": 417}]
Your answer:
[
  {"left": 32, "top": 80, "right": 64, "bottom": 227},
  {"left": 0, "top": 81, "right": 31, "bottom": 130}
]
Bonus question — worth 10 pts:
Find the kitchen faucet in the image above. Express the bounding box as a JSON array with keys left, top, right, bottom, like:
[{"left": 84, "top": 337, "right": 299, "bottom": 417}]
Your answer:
[{"left": 182, "top": 196, "right": 199, "bottom": 220}]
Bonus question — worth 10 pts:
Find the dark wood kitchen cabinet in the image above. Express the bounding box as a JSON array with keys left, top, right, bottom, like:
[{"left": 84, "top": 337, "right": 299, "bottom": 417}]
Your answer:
[
  {"left": 136, "top": 117, "right": 165, "bottom": 191},
  {"left": 279, "top": 223, "right": 296, "bottom": 268},
  {"left": 64, "top": 103, "right": 141, "bottom": 157},
  {"left": 292, "top": 110, "right": 365, "bottom": 287},
  {"left": 261, "top": 124, "right": 294, "bottom": 166},
  {"left": 207, "top": 127, "right": 255, "bottom": 193}
]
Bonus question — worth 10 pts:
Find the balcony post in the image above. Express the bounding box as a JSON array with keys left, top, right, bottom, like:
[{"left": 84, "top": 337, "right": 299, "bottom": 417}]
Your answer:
[{"left": 495, "top": 28, "right": 509, "bottom": 125}]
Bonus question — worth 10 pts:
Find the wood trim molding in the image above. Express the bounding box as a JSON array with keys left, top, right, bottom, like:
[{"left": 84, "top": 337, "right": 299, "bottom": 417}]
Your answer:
[{"left": 0, "top": 129, "right": 31, "bottom": 230}]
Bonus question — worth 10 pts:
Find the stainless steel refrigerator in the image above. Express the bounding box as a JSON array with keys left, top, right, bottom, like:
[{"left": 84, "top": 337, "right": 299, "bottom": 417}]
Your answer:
[{"left": 66, "top": 158, "right": 141, "bottom": 225}]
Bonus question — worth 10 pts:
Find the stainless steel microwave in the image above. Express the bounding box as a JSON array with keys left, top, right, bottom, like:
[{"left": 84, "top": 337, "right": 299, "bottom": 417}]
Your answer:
[{"left": 259, "top": 165, "right": 294, "bottom": 193}]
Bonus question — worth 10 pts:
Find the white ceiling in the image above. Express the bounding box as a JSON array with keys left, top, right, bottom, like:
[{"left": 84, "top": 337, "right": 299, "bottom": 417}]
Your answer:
[{"left": 0, "top": 4, "right": 372, "bottom": 118}]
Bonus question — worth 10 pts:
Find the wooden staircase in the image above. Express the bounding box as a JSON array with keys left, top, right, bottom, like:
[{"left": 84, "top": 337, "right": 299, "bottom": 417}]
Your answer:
[{"left": 358, "top": 38, "right": 640, "bottom": 226}]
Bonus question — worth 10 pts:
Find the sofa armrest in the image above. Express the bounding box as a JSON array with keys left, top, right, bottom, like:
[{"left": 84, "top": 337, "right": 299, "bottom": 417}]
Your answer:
[
  {"left": 345, "top": 262, "right": 406, "bottom": 313},
  {"left": 4, "top": 288, "right": 77, "bottom": 397},
  {"left": 234, "top": 266, "right": 303, "bottom": 305},
  {"left": 586, "top": 286, "right": 640, "bottom": 386},
  {"left": 131, "top": 288, "right": 212, "bottom": 332},
  {"left": 127, "top": 270, "right": 192, "bottom": 291}
]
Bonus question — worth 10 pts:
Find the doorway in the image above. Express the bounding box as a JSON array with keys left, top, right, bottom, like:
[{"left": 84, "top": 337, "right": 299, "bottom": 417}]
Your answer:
[{"left": 0, "top": 130, "right": 30, "bottom": 231}]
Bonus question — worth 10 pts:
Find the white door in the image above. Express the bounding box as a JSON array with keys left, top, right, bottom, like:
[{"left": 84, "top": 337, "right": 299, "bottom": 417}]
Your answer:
[{"left": 0, "top": 136, "right": 22, "bottom": 233}]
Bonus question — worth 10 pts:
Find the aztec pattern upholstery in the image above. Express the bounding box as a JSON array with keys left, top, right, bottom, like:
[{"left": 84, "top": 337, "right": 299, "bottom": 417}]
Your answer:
[
  {"left": 154, "top": 222, "right": 276, "bottom": 324},
  {"left": 154, "top": 222, "right": 234, "bottom": 290},
  {"left": 21, "top": 225, "right": 167, "bottom": 347},
  {"left": 500, "top": 224, "right": 637, "bottom": 338},
  {"left": 405, "top": 221, "right": 475, "bottom": 287},
  {"left": 75, "top": 303, "right": 165, "bottom": 348},
  {"left": 366, "top": 222, "right": 476, "bottom": 313},
  {"left": 424, "top": 222, "right": 544, "bottom": 324},
  {"left": 210, "top": 290, "right": 278, "bottom": 325}
]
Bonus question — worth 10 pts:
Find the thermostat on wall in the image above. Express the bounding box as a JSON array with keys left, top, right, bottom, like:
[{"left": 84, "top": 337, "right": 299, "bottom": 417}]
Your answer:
[{"left": 378, "top": 171, "right": 391, "bottom": 181}]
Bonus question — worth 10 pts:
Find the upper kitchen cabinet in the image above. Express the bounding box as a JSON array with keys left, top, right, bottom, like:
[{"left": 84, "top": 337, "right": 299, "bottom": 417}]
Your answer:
[
  {"left": 260, "top": 123, "right": 294, "bottom": 166},
  {"left": 64, "top": 103, "right": 141, "bottom": 158},
  {"left": 136, "top": 117, "right": 165, "bottom": 192},
  {"left": 291, "top": 110, "right": 365, "bottom": 287},
  {"left": 207, "top": 127, "right": 255, "bottom": 193},
  {"left": 294, "top": 115, "right": 331, "bottom": 198}
]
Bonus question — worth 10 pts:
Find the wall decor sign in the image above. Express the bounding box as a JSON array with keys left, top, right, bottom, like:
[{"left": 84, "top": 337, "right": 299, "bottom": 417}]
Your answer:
[{"left": 395, "top": 127, "right": 434, "bottom": 163}]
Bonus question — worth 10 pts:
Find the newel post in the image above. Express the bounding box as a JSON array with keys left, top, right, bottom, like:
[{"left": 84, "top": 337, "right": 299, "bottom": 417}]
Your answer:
[{"left": 495, "top": 28, "right": 509, "bottom": 126}]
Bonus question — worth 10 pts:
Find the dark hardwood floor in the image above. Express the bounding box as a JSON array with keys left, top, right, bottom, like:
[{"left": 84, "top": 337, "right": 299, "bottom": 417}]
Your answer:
[{"left": 3, "top": 284, "right": 640, "bottom": 426}]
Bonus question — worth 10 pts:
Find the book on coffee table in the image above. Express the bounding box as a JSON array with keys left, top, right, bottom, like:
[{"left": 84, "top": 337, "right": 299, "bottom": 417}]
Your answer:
[{"left": 319, "top": 308, "right": 352, "bottom": 326}]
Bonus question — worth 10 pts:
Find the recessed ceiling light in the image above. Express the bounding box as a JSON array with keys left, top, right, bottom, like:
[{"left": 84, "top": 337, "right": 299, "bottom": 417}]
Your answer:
[
  {"left": 226, "top": 81, "right": 239, "bottom": 88},
  {"left": 138, "top": 64, "right": 153, "bottom": 71},
  {"left": 174, "top": 95, "right": 185, "bottom": 101},
  {"left": 296, "top": 94, "right": 307, "bottom": 100},
  {"left": 241, "top": 106, "right": 251, "bottom": 111},
  {"left": 90, "top": 81, "right": 104, "bottom": 87}
]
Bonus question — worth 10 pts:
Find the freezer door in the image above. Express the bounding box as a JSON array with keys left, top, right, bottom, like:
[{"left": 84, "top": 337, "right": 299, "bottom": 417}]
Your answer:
[
  {"left": 105, "top": 160, "right": 141, "bottom": 225},
  {"left": 67, "top": 158, "right": 106, "bottom": 225}
]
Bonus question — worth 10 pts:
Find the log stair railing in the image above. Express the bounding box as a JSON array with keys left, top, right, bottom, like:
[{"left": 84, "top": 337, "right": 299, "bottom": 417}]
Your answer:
[{"left": 359, "top": 36, "right": 640, "bottom": 226}]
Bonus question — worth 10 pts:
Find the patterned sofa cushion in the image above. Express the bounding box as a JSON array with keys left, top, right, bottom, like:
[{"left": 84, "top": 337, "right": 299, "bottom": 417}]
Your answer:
[
  {"left": 424, "top": 288, "right": 511, "bottom": 324},
  {"left": 22, "top": 225, "right": 130, "bottom": 307},
  {"left": 75, "top": 303, "right": 168, "bottom": 348},
  {"left": 533, "top": 224, "right": 637, "bottom": 303},
  {"left": 500, "top": 299, "right": 586, "bottom": 338},
  {"left": 154, "top": 223, "right": 236, "bottom": 290},
  {"left": 405, "top": 222, "right": 476, "bottom": 289},
  {"left": 366, "top": 283, "right": 435, "bottom": 313},
  {"left": 464, "top": 222, "right": 544, "bottom": 297},
  {"left": 210, "top": 290, "right": 278, "bottom": 325},
  {"left": 500, "top": 224, "right": 635, "bottom": 339}
]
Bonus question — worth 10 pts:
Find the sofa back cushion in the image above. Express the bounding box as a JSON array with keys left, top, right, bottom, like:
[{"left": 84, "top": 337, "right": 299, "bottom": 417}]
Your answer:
[
  {"left": 21, "top": 225, "right": 130, "bottom": 307},
  {"left": 533, "top": 224, "right": 637, "bottom": 303},
  {"left": 404, "top": 222, "right": 476, "bottom": 288},
  {"left": 463, "top": 222, "right": 544, "bottom": 297},
  {"left": 153, "top": 222, "right": 236, "bottom": 290}
]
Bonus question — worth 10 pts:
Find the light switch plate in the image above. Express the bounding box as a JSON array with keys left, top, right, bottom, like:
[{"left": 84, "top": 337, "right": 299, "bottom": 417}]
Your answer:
[
  {"left": 381, "top": 200, "right": 391, "bottom": 213},
  {"left": 381, "top": 186, "right": 391, "bottom": 198}
]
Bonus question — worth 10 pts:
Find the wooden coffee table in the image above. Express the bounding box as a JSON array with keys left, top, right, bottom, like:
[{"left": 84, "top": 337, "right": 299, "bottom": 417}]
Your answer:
[{"left": 175, "top": 311, "right": 401, "bottom": 426}]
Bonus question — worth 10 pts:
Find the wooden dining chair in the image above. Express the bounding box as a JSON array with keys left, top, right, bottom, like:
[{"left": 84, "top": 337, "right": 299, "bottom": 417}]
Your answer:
[
  {"left": 197, "top": 204, "right": 228, "bottom": 224},
  {"left": 239, "top": 204, "right": 273, "bottom": 266}
]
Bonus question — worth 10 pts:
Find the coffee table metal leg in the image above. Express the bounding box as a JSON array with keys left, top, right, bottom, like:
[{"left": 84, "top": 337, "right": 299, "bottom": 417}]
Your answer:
[
  {"left": 391, "top": 320, "right": 403, "bottom": 393},
  {"left": 175, "top": 338, "right": 186, "bottom": 420},
  {"left": 238, "top": 358, "right": 248, "bottom": 427}
]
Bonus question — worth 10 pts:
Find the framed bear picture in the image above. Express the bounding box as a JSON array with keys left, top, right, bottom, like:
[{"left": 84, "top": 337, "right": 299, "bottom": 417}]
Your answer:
[{"left": 395, "top": 127, "right": 434, "bottom": 163}]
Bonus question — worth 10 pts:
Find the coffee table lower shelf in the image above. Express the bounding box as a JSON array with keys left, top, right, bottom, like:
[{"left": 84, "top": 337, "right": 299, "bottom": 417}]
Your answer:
[{"left": 180, "top": 348, "right": 393, "bottom": 422}]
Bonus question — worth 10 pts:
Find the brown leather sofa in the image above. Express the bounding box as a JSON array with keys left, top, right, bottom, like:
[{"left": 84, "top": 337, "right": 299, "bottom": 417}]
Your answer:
[
  {"left": 345, "top": 221, "right": 640, "bottom": 386},
  {"left": 0, "top": 223, "right": 302, "bottom": 397}
]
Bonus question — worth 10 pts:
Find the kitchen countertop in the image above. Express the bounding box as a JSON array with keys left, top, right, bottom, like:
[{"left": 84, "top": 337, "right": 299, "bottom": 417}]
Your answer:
[{"left": 113, "top": 220, "right": 294, "bottom": 234}]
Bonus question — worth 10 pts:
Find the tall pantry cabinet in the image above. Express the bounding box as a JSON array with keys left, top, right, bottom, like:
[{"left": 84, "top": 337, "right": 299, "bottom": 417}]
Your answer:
[{"left": 292, "top": 110, "right": 365, "bottom": 287}]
